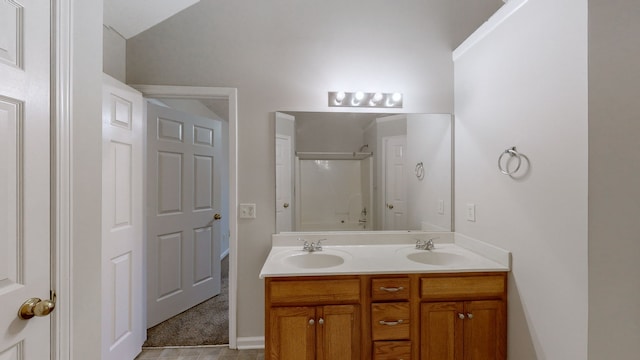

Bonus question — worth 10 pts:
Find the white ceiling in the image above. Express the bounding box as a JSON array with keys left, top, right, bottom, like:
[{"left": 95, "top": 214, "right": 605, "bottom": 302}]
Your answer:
[{"left": 104, "top": 0, "right": 200, "bottom": 39}]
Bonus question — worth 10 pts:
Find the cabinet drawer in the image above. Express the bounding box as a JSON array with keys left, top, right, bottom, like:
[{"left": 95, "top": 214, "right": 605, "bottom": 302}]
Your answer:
[
  {"left": 371, "top": 302, "right": 410, "bottom": 340},
  {"left": 373, "top": 341, "right": 412, "bottom": 360},
  {"left": 420, "top": 274, "right": 506, "bottom": 300},
  {"left": 371, "top": 278, "right": 410, "bottom": 301},
  {"left": 268, "top": 278, "right": 360, "bottom": 305}
]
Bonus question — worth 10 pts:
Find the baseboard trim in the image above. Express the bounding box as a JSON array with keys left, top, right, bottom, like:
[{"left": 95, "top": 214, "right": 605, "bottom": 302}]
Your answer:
[{"left": 236, "top": 336, "right": 264, "bottom": 350}]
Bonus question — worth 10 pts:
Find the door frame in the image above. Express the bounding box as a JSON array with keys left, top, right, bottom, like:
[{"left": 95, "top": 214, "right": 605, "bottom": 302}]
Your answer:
[
  {"left": 52, "top": 0, "right": 73, "bottom": 358},
  {"left": 132, "top": 84, "right": 239, "bottom": 348},
  {"left": 50, "top": 2, "right": 239, "bottom": 356}
]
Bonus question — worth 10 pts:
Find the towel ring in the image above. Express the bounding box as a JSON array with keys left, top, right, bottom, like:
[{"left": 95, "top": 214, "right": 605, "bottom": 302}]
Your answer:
[
  {"left": 498, "top": 147, "right": 522, "bottom": 175},
  {"left": 415, "top": 162, "right": 425, "bottom": 180}
]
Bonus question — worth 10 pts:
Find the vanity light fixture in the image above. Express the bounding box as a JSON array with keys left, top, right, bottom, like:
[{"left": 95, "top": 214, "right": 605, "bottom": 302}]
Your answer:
[{"left": 328, "top": 91, "right": 403, "bottom": 108}]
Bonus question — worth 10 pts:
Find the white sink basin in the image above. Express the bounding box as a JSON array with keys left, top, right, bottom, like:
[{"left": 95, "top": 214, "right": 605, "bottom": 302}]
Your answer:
[
  {"left": 405, "top": 251, "right": 468, "bottom": 266},
  {"left": 393, "top": 246, "right": 471, "bottom": 266},
  {"left": 282, "top": 250, "right": 350, "bottom": 269}
]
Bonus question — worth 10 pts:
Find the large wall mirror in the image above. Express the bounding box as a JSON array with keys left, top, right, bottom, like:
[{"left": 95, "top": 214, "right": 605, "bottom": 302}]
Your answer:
[{"left": 275, "top": 111, "right": 452, "bottom": 233}]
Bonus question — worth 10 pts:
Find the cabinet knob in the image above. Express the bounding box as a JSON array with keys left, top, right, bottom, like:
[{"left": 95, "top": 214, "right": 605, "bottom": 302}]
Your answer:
[
  {"left": 458, "top": 313, "right": 465, "bottom": 320},
  {"left": 308, "top": 319, "right": 315, "bottom": 325},
  {"left": 318, "top": 318, "right": 324, "bottom": 325},
  {"left": 467, "top": 313, "right": 474, "bottom": 319}
]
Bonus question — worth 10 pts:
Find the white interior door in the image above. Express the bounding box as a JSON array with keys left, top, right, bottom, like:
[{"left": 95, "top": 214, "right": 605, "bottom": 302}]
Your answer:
[
  {"left": 146, "top": 102, "right": 222, "bottom": 327},
  {"left": 101, "top": 74, "right": 145, "bottom": 360},
  {"left": 383, "top": 135, "right": 408, "bottom": 230},
  {"left": 275, "top": 134, "right": 292, "bottom": 232},
  {"left": 0, "top": 1, "right": 52, "bottom": 359}
]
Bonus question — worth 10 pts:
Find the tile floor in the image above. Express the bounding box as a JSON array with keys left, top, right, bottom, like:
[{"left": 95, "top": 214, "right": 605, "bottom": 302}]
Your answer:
[{"left": 135, "top": 346, "right": 264, "bottom": 360}]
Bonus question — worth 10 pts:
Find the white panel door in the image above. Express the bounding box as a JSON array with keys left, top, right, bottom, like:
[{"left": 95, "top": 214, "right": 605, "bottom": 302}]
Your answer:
[
  {"left": 101, "top": 75, "right": 145, "bottom": 360},
  {"left": 275, "top": 134, "right": 292, "bottom": 232},
  {"left": 147, "top": 103, "right": 222, "bottom": 327},
  {"left": 0, "top": 0, "right": 52, "bottom": 359},
  {"left": 383, "top": 136, "right": 408, "bottom": 230}
]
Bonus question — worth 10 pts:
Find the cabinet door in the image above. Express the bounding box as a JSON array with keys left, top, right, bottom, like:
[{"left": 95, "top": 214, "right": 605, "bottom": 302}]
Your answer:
[
  {"left": 463, "top": 300, "right": 506, "bottom": 360},
  {"left": 268, "top": 307, "right": 316, "bottom": 360},
  {"left": 420, "top": 302, "right": 464, "bottom": 360},
  {"left": 317, "top": 305, "right": 361, "bottom": 360}
]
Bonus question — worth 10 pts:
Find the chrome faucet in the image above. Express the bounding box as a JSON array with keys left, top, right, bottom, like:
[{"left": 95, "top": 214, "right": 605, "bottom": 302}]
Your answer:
[
  {"left": 299, "top": 238, "right": 324, "bottom": 252},
  {"left": 415, "top": 237, "right": 438, "bottom": 250}
]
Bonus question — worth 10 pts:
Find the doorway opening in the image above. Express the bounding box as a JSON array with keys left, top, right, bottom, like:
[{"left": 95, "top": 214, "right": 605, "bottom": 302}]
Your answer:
[{"left": 132, "top": 85, "right": 238, "bottom": 349}]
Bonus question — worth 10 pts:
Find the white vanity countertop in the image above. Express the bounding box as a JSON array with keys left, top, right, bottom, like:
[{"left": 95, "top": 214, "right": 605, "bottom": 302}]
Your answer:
[{"left": 259, "top": 232, "right": 511, "bottom": 278}]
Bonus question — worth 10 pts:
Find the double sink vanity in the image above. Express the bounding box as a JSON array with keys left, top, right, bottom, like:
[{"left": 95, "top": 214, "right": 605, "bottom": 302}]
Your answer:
[{"left": 260, "top": 232, "right": 511, "bottom": 360}]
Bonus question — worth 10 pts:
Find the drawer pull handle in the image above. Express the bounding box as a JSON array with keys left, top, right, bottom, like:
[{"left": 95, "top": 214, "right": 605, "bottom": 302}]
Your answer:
[
  {"left": 309, "top": 319, "right": 315, "bottom": 325},
  {"left": 379, "top": 286, "right": 404, "bottom": 292},
  {"left": 458, "top": 313, "right": 465, "bottom": 319},
  {"left": 467, "top": 313, "right": 474, "bottom": 319},
  {"left": 378, "top": 319, "right": 404, "bottom": 326},
  {"left": 318, "top": 318, "right": 324, "bottom": 325}
]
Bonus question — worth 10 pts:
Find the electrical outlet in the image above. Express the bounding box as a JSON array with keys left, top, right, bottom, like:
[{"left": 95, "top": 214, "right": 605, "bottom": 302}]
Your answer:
[
  {"left": 239, "top": 203, "right": 256, "bottom": 219},
  {"left": 437, "top": 200, "right": 445, "bottom": 215},
  {"left": 466, "top": 203, "right": 476, "bottom": 222}
]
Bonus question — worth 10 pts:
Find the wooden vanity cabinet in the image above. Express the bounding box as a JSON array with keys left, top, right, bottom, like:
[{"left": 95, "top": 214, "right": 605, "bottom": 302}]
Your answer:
[
  {"left": 420, "top": 274, "right": 507, "bottom": 360},
  {"left": 264, "top": 272, "right": 507, "bottom": 360},
  {"left": 265, "top": 277, "right": 362, "bottom": 360}
]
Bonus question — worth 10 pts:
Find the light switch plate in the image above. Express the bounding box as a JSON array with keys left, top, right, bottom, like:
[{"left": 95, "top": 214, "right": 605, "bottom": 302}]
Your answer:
[
  {"left": 466, "top": 203, "right": 476, "bottom": 222},
  {"left": 437, "top": 200, "right": 445, "bottom": 215},
  {"left": 239, "top": 203, "right": 256, "bottom": 219}
]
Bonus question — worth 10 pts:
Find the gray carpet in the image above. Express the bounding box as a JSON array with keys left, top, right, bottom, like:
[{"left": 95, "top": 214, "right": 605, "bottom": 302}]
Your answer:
[{"left": 144, "top": 256, "right": 229, "bottom": 347}]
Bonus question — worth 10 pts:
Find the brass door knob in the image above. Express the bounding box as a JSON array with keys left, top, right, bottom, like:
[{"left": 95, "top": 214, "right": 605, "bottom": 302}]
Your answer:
[
  {"left": 18, "top": 296, "right": 56, "bottom": 320},
  {"left": 214, "top": 213, "right": 222, "bottom": 220},
  {"left": 283, "top": 203, "right": 289, "bottom": 208}
]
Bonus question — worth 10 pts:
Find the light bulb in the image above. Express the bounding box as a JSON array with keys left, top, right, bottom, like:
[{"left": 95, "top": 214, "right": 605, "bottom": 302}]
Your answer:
[
  {"left": 371, "top": 93, "right": 383, "bottom": 104},
  {"left": 351, "top": 91, "right": 364, "bottom": 106},
  {"left": 392, "top": 93, "right": 402, "bottom": 102},
  {"left": 335, "top": 91, "right": 345, "bottom": 102}
]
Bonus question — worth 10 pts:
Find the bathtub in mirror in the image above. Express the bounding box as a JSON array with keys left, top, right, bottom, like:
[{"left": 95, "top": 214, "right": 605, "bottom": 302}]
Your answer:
[{"left": 275, "top": 111, "right": 452, "bottom": 233}]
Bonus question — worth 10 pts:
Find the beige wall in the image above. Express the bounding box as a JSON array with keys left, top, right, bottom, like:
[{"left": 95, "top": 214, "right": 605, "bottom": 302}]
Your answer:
[
  {"left": 126, "top": 0, "right": 502, "bottom": 340},
  {"left": 103, "top": 25, "right": 126, "bottom": 82},
  {"left": 454, "top": 0, "right": 588, "bottom": 358},
  {"left": 588, "top": 0, "right": 640, "bottom": 357}
]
